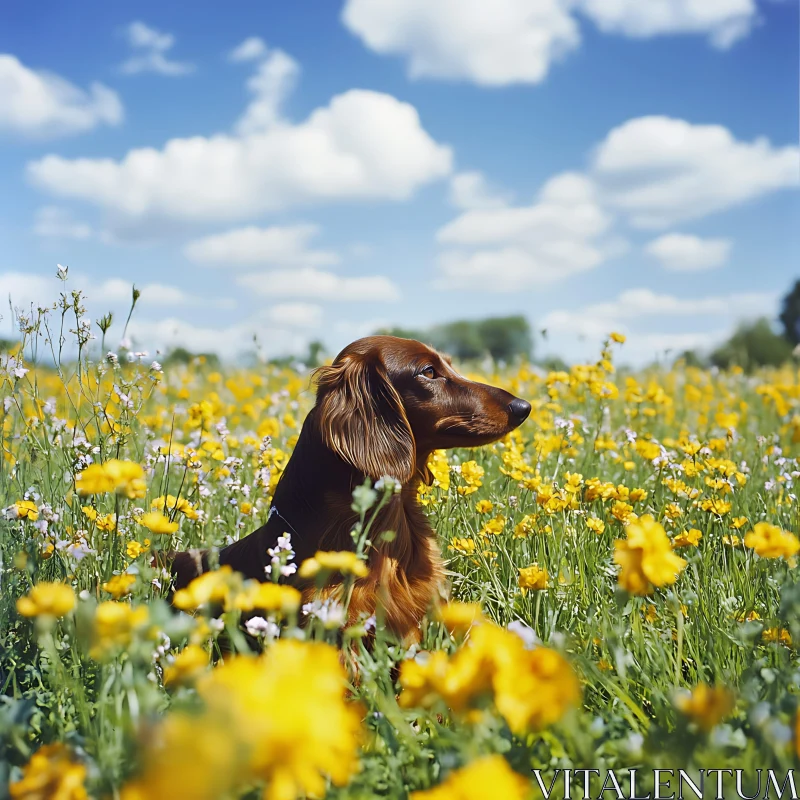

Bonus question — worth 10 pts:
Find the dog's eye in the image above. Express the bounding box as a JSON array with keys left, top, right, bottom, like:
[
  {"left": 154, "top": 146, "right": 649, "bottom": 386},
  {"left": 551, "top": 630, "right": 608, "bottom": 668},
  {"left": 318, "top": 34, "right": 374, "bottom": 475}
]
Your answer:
[{"left": 419, "top": 366, "right": 437, "bottom": 379}]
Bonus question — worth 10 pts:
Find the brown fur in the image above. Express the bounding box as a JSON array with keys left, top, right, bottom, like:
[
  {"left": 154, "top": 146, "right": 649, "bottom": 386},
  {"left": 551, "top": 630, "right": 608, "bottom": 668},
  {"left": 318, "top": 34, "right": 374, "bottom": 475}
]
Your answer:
[{"left": 170, "top": 335, "right": 531, "bottom": 643}]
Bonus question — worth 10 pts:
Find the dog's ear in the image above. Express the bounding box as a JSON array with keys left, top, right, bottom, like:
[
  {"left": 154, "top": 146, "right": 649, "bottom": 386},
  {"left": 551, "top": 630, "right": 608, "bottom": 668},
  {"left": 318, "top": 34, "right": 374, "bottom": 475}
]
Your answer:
[{"left": 314, "top": 355, "right": 415, "bottom": 483}]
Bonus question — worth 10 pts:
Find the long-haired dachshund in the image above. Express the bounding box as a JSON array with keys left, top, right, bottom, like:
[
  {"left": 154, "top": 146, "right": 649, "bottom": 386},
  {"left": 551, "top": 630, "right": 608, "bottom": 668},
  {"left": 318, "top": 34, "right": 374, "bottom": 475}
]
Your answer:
[{"left": 171, "top": 335, "right": 531, "bottom": 643}]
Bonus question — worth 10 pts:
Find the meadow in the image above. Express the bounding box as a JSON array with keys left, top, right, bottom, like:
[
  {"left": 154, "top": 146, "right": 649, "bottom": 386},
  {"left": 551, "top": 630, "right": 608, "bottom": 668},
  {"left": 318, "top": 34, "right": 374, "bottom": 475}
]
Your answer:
[{"left": 1, "top": 290, "right": 799, "bottom": 799}]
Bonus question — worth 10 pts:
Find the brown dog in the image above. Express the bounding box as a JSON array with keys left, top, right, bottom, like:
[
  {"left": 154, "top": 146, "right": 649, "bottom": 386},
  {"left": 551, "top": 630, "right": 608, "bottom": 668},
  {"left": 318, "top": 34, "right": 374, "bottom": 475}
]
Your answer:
[{"left": 171, "top": 335, "right": 531, "bottom": 642}]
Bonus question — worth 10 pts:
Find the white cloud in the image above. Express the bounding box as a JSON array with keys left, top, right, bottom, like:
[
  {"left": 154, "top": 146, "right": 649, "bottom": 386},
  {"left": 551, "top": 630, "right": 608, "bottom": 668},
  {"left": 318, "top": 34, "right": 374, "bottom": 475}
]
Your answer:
[
  {"left": 33, "top": 206, "right": 94, "bottom": 240},
  {"left": 0, "top": 272, "right": 54, "bottom": 313},
  {"left": 120, "top": 21, "right": 195, "bottom": 77},
  {"left": 266, "top": 302, "right": 323, "bottom": 328},
  {"left": 342, "top": 0, "right": 759, "bottom": 87},
  {"left": 574, "top": 0, "right": 757, "bottom": 49},
  {"left": 235, "top": 49, "right": 300, "bottom": 134},
  {"left": 28, "top": 89, "right": 452, "bottom": 227},
  {"left": 229, "top": 37, "right": 268, "bottom": 63},
  {"left": 0, "top": 54, "right": 122, "bottom": 138},
  {"left": 237, "top": 268, "right": 400, "bottom": 302},
  {"left": 184, "top": 224, "right": 340, "bottom": 269},
  {"left": 436, "top": 172, "right": 622, "bottom": 290},
  {"left": 125, "top": 317, "right": 309, "bottom": 360},
  {"left": 342, "top": 0, "right": 580, "bottom": 86},
  {"left": 449, "top": 171, "right": 511, "bottom": 209},
  {"left": 645, "top": 232, "right": 732, "bottom": 270},
  {"left": 540, "top": 286, "right": 778, "bottom": 365},
  {"left": 572, "top": 287, "right": 778, "bottom": 321},
  {"left": 0, "top": 271, "right": 232, "bottom": 329},
  {"left": 591, "top": 116, "right": 800, "bottom": 228}
]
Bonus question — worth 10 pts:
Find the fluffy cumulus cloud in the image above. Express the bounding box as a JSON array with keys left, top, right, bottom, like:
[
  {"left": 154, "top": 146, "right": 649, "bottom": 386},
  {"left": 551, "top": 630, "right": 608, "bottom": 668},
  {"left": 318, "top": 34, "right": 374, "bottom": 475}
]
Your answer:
[
  {"left": 183, "top": 224, "right": 340, "bottom": 268},
  {"left": 436, "top": 172, "right": 622, "bottom": 290},
  {"left": 237, "top": 268, "right": 400, "bottom": 302},
  {"left": 645, "top": 233, "right": 732, "bottom": 270},
  {"left": 0, "top": 271, "right": 232, "bottom": 323},
  {"left": 265, "top": 302, "right": 323, "bottom": 328},
  {"left": 591, "top": 116, "right": 800, "bottom": 228},
  {"left": 435, "top": 114, "right": 797, "bottom": 291},
  {"left": 228, "top": 37, "right": 269, "bottom": 63},
  {"left": 235, "top": 48, "right": 300, "bottom": 134},
  {"left": 28, "top": 82, "right": 452, "bottom": 228},
  {"left": 33, "top": 206, "right": 94, "bottom": 240},
  {"left": 342, "top": 0, "right": 760, "bottom": 86},
  {"left": 120, "top": 21, "right": 195, "bottom": 77},
  {"left": 449, "top": 171, "right": 512, "bottom": 210},
  {"left": 342, "top": 0, "right": 580, "bottom": 86},
  {"left": 0, "top": 54, "right": 122, "bottom": 138},
  {"left": 574, "top": 0, "right": 758, "bottom": 49},
  {"left": 540, "top": 286, "right": 778, "bottom": 364},
  {"left": 125, "top": 316, "right": 309, "bottom": 361}
]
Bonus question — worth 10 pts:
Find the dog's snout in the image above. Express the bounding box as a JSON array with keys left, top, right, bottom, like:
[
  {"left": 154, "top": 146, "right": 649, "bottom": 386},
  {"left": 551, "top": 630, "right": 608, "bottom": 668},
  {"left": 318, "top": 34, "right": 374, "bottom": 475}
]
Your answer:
[{"left": 508, "top": 398, "right": 531, "bottom": 422}]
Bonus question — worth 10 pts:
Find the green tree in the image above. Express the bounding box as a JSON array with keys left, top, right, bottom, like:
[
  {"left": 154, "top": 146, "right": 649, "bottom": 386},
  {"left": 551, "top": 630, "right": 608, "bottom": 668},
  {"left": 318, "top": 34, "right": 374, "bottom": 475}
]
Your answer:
[
  {"left": 476, "top": 316, "right": 532, "bottom": 362},
  {"left": 710, "top": 318, "right": 793, "bottom": 371},
  {"left": 779, "top": 279, "right": 800, "bottom": 345}
]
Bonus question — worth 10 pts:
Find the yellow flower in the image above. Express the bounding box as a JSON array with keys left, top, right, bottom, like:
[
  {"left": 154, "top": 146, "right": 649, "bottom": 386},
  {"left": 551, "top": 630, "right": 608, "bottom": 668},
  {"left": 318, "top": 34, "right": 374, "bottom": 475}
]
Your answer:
[
  {"left": 457, "top": 461, "right": 484, "bottom": 495},
  {"left": 103, "top": 459, "right": 147, "bottom": 499},
  {"left": 700, "top": 497, "right": 732, "bottom": 516},
  {"left": 240, "top": 501, "right": 253, "bottom": 515},
  {"left": 479, "top": 516, "right": 505, "bottom": 536},
  {"left": 13, "top": 500, "right": 39, "bottom": 521},
  {"left": 76, "top": 460, "right": 145, "bottom": 498},
  {"left": 410, "top": 756, "right": 528, "bottom": 800},
  {"left": 125, "top": 642, "right": 362, "bottom": 800},
  {"left": 427, "top": 450, "right": 451, "bottom": 492},
  {"left": 730, "top": 516, "right": 748, "bottom": 529},
  {"left": 75, "top": 463, "right": 116, "bottom": 495},
  {"left": 139, "top": 511, "right": 179, "bottom": 535},
  {"left": 763, "top": 627, "right": 793, "bottom": 648},
  {"left": 677, "top": 683, "right": 734, "bottom": 732},
  {"left": 744, "top": 522, "right": 800, "bottom": 559},
  {"left": 672, "top": 528, "right": 703, "bottom": 549},
  {"left": 298, "top": 550, "right": 368, "bottom": 579},
  {"left": 611, "top": 500, "right": 635, "bottom": 524},
  {"left": 152, "top": 494, "right": 199, "bottom": 520},
  {"left": 586, "top": 517, "right": 605, "bottom": 535},
  {"left": 163, "top": 645, "right": 210, "bottom": 686},
  {"left": 173, "top": 566, "right": 238, "bottom": 612},
  {"left": 10, "top": 743, "right": 87, "bottom": 800},
  {"left": 723, "top": 534, "right": 742, "bottom": 547},
  {"left": 399, "top": 623, "right": 579, "bottom": 733},
  {"left": 92, "top": 601, "right": 150, "bottom": 657},
  {"left": 513, "top": 514, "right": 536, "bottom": 538},
  {"left": 231, "top": 582, "right": 302, "bottom": 614},
  {"left": 614, "top": 515, "right": 687, "bottom": 596},
  {"left": 81, "top": 506, "right": 116, "bottom": 531},
  {"left": 450, "top": 537, "right": 477, "bottom": 555},
  {"left": 16, "top": 582, "right": 76, "bottom": 619},
  {"left": 102, "top": 573, "right": 136, "bottom": 599},
  {"left": 475, "top": 499, "right": 493, "bottom": 514},
  {"left": 126, "top": 540, "right": 149, "bottom": 559},
  {"left": 518, "top": 563, "right": 548, "bottom": 592},
  {"left": 610, "top": 332, "right": 626, "bottom": 343},
  {"left": 437, "top": 602, "right": 483, "bottom": 637}
]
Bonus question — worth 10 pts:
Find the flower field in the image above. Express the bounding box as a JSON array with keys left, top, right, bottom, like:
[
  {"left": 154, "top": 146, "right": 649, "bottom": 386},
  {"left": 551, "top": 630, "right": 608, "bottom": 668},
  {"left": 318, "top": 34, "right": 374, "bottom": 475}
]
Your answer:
[{"left": 2, "top": 295, "right": 800, "bottom": 799}]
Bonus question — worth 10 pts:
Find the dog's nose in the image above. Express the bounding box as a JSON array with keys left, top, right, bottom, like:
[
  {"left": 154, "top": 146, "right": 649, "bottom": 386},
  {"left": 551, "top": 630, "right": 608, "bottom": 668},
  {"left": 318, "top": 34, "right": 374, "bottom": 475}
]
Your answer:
[{"left": 508, "top": 398, "right": 531, "bottom": 422}]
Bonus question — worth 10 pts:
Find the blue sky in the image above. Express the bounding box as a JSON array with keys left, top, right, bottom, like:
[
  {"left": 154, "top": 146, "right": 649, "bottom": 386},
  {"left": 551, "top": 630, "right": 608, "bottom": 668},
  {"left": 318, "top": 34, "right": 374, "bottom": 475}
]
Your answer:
[{"left": 1, "top": 0, "right": 798, "bottom": 364}]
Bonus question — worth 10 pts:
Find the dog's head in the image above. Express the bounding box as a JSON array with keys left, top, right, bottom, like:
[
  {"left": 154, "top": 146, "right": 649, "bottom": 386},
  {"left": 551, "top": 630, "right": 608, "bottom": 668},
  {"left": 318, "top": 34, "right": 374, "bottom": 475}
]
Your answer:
[{"left": 313, "top": 335, "right": 531, "bottom": 483}]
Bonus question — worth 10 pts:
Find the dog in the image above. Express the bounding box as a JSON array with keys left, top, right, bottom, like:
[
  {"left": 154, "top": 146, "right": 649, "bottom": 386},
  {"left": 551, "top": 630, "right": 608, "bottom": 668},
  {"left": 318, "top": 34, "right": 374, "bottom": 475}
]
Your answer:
[{"left": 171, "top": 335, "right": 531, "bottom": 643}]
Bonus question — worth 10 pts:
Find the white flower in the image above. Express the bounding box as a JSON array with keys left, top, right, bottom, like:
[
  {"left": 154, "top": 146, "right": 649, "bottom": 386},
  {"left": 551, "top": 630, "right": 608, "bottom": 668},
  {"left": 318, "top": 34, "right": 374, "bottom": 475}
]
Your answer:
[
  {"left": 244, "top": 616, "right": 280, "bottom": 639},
  {"left": 302, "top": 598, "right": 345, "bottom": 629},
  {"left": 507, "top": 620, "right": 539, "bottom": 649},
  {"left": 56, "top": 263, "right": 69, "bottom": 280}
]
